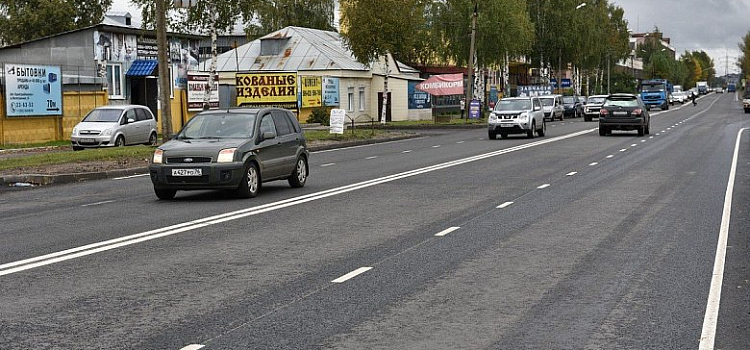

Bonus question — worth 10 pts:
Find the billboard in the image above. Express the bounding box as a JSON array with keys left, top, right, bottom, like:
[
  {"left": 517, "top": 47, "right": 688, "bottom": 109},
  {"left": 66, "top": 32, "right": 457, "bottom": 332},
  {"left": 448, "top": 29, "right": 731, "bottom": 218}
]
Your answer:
[
  {"left": 300, "top": 76, "right": 322, "bottom": 108},
  {"left": 408, "top": 81, "right": 430, "bottom": 109},
  {"left": 416, "top": 73, "right": 464, "bottom": 96},
  {"left": 187, "top": 72, "right": 219, "bottom": 111},
  {"left": 323, "top": 77, "right": 340, "bottom": 106},
  {"left": 236, "top": 72, "right": 298, "bottom": 109},
  {"left": 3, "top": 64, "right": 63, "bottom": 117}
]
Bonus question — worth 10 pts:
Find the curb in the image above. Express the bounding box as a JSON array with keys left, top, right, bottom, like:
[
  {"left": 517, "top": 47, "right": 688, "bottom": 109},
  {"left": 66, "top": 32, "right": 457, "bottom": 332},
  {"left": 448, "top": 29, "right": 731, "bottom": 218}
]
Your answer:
[{"left": 1, "top": 133, "right": 423, "bottom": 188}]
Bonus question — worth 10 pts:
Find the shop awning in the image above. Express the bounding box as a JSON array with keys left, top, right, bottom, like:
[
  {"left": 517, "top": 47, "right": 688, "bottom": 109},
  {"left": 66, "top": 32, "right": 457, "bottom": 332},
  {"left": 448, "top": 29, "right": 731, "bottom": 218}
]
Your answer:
[{"left": 126, "top": 60, "right": 157, "bottom": 77}]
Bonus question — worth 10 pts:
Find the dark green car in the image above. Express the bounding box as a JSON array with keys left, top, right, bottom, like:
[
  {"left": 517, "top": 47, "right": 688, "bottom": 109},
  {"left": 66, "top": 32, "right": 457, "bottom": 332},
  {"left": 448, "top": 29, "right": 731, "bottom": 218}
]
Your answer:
[{"left": 149, "top": 108, "right": 309, "bottom": 200}]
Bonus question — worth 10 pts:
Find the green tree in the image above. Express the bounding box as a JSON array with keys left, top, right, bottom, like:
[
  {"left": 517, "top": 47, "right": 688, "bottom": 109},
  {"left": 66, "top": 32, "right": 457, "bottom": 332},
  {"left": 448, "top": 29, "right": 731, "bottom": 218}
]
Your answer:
[
  {"left": 740, "top": 31, "right": 750, "bottom": 85},
  {"left": 0, "top": 0, "right": 112, "bottom": 45}
]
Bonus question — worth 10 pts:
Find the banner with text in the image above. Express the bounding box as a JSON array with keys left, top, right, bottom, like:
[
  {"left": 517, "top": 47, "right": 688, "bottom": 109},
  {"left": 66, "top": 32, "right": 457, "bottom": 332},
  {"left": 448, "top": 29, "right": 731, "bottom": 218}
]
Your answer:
[
  {"left": 187, "top": 72, "right": 219, "bottom": 111},
  {"left": 415, "top": 73, "right": 464, "bottom": 96},
  {"left": 3, "top": 63, "right": 63, "bottom": 117},
  {"left": 300, "top": 76, "right": 322, "bottom": 108},
  {"left": 236, "top": 72, "right": 298, "bottom": 109},
  {"left": 323, "top": 77, "right": 340, "bottom": 106}
]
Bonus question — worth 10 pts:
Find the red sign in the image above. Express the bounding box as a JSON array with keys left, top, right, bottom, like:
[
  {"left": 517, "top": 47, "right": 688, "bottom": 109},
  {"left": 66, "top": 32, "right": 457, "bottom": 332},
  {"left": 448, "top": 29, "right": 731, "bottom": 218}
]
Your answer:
[{"left": 416, "top": 73, "right": 464, "bottom": 96}]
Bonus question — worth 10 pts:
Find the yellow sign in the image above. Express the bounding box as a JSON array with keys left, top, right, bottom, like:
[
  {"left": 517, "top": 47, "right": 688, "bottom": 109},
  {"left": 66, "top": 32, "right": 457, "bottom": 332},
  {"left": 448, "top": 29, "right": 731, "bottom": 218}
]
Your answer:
[
  {"left": 236, "top": 72, "right": 298, "bottom": 106},
  {"left": 300, "top": 76, "right": 322, "bottom": 108}
]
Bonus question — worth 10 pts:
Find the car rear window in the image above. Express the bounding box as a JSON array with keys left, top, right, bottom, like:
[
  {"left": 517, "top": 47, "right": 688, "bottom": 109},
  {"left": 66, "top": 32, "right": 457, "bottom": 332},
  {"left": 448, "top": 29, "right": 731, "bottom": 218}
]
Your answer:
[
  {"left": 178, "top": 113, "right": 257, "bottom": 139},
  {"left": 540, "top": 98, "right": 554, "bottom": 106},
  {"left": 82, "top": 109, "right": 121, "bottom": 122},
  {"left": 604, "top": 98, "right": 638, "bottom": 108},
  {"left": 588, "top": 97, "right": 606, "bottom": 104},
  {"left": 562, "top": 96, "right": 575, "bottom": 104}
]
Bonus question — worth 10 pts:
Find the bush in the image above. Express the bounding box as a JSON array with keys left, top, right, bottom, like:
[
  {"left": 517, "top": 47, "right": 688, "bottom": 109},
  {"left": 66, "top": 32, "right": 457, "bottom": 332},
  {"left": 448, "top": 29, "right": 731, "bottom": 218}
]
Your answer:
[{"left": 307, "top": 107, "right": 331, "bottom": 126}]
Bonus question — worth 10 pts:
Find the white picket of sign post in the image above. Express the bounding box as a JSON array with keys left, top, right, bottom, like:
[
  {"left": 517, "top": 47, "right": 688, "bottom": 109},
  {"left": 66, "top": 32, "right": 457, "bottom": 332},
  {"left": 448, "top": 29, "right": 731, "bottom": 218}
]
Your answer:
[{"left": 330, "top": 109, "right": 346, "bottom": 134}]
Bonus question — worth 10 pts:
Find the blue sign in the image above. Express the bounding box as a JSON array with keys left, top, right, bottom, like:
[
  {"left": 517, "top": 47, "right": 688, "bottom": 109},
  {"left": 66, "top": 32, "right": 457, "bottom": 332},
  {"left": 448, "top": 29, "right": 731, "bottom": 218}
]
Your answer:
[
  {"left": 408, "top": 81, "right": 430, "bottom": 109},
  {"left": 549, "top": 79, "right": 571, "bottom": 88},
  {"left": 4, "top": 63, "right": 63, "bottom": 117},
  {"left": 517, "top": 85, "right": 553, "bottom": 97},
  {"left": 489, "top": 86, "right": 499, "bottom": 104},
  {"left": 469, "top": 99, "right": 481, "bottom": 119},
  {"left": 323, "top": 77, "right": 340, "bottom": 107}
]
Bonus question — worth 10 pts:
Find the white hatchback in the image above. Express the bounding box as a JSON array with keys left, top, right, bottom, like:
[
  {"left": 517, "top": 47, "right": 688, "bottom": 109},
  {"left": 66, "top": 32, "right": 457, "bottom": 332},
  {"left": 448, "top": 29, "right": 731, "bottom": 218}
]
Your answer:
[{"left": 71, "top": 105, "right": 158, "bottom": 150}]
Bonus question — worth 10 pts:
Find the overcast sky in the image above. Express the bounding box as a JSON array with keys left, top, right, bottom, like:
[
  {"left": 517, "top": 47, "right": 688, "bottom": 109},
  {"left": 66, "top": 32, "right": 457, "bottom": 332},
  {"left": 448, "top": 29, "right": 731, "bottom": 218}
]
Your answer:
[{"left": 111, "top": 0, "right": 749, "bottom": 75}]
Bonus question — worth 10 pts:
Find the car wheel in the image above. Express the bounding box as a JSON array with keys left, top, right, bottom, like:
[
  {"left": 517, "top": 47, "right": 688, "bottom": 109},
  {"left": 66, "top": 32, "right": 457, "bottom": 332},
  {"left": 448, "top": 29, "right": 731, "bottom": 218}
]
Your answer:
[
  {"left": 500, "top": 132, "right": 508, "bottom": 139},
  {"left": 537, "top": 121, "right": 546, "bottom": 137},
  {"left": 114, "top": 135, "right": 125, "bottom": 147},
  {"left": 599, "top": 127, "right": 606, "bottom": 136},
  {"left": 145, "top": 132, "right": 157, "bottom": 146},
  {"left": 559, "top": 113, "right": 564, "bottom": 121},
  {"left": 527, "top": 121, "right": 536, "bottom": 138},
  {"left": 745, "top": 108, "right": 750, "bottom": 113},
  {"left": 154, "top": 188, "right": 176, "bottom": 200},
  {"left": 236, "top": 162, "right": 260, "bottom": 198},
  {"left": 584, "top": 116, "right": 591, "bottom": 122},
  {"left": 288, "top": 156, "right": 308, "bottom": 188},
  {"left": 488, "top": 131, "right": 497, "bottom": 140},
  {"left": 637, "top": 126, "right": 645, "bottom": 137},
  {"left": 645, "top": 124, "right": 650, "bottom": 135}
]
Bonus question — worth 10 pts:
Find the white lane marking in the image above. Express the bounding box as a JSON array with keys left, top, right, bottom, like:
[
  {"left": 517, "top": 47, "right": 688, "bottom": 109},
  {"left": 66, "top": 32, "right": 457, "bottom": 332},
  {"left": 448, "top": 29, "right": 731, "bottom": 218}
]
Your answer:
[
  {"left": 661, "top": 130, "right": 666, "bottom": 133},
  {"left": 0, "top": 129, "right": 596, "bottom": 277},
  {"left": 457, "top": 141, "right": 465, "bottom": 144},
  {"left": 320, "top": 163, "right": 336, "bottom": 167},
  {"left": 699, "top": 128, "right": 748, "bottom": 350},
  {"left": 402, "top": 150, "right": 412, "bottom": 153},
  {"left": 537, "top": 184, "right": 550, "bottom": 189},
  {"left": 366, "top": 156, "right": 378, "bottom": 160},
  {"left": 312, "top": 137, "right": 424, "bottom": 154},
  {"left": 667, "top": 127, "right": 672, "bottom": 130},
  {"left": 656, "top": 134, "right": 660, "bottom": 136},
  {"left": 432, "top": 145, "right": 441, "bottom": 148},
  {"left": 641, "top": 140, "right": 646, "bottom": 143},
  {"left": 606, "top": 155, "right": 614, "bottom": 158},
  {"left": 631, "top": 144, "right": 638, "bottom": 147},
  {"left": 589, "top": 162, "right": 598, "bottom": 166},
  {"left": 81, "top": 200, "right": 116, "bottom": 207},
  {"left": 179, "top": 345, "right": 205, "bottom": 350},
  {"left": 566, "top": 172, "right": 577, "bottom": 176},
  {"left": 619, "top": 149, "right": 627, "bottom": 152},
  {"left": 113, "top": 174, "right": 148, "bottom": 180},
  {"left": 497, "top": 202, "right": 514, "bottom": 209},
  {"left": 435, "top": 227, "right": 460, "bottom": 237},
  {"left": 332, "top": 267, "right": 372, "bottom": 283}
]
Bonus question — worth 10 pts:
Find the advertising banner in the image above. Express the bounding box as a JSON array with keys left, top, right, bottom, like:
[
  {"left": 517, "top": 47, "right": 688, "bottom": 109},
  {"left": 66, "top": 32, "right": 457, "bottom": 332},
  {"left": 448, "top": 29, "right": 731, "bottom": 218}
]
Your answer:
[
  {"left": 236, "top": 72, "right": 298, "bottom": 109},
  {"left": 3, "top": 63, "right": 63, "bottom": 117},
  {"left": 323, "top": 77, "right": 340, "bottom": 106},
  {"left": 408, "top": 81, "right": 430, "bottom": 109},
  {"left": 187, "top": 72, "right": 219, "bottom": 111},
  {"left": 415, "top": 73, "right": 464, "bottom": 96},
  {"left": 300, "top": 76, "right": 322, "bottom": 108}
]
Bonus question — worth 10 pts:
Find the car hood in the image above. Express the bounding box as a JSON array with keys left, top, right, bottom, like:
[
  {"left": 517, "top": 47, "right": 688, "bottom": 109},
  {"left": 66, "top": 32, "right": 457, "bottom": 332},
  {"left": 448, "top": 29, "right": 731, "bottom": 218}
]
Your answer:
[
  {"left": 75, "top": 121, "right": 119, "bottom": 131},
  {"left": 493, "top": 109, "right": 528, "bottom": 115},
  {"left": 160, "top": 138, "right": 250, "bottom": 156}
]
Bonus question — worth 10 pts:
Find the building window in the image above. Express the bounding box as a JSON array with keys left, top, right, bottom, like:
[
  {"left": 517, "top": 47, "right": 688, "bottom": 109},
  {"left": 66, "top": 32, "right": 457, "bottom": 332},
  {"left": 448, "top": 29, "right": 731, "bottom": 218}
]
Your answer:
[
  {"left": 347, "top": 87, "right": 355, "bottom": 112},
  {"left": 106, "top": 63, "right": 123, "bottom": 99},
  {"left": 358, "top": 87, "right": 365, "bottom": 111}
]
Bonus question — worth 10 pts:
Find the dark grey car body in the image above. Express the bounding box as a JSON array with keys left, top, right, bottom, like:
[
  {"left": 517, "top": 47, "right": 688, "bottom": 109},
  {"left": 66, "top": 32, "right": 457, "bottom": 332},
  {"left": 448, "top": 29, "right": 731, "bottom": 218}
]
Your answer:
[
  {"left": 149, "top": 108, "right": 309, "bottom": 199},
  {"left": 598, "top": 94, "right": 651, "bottom": 136}
]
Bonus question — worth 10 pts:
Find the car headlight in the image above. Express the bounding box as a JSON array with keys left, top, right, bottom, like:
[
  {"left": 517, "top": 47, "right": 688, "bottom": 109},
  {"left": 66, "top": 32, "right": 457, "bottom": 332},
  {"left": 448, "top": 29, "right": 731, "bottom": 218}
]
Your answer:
[
  {"left": 489, "top": 114, "right": 498, "bottom": 124},
  {"left": 102, "top": 128, "right": 114, "bottom": 136},
  {"left": 72, "top": 127, "right": 78, "bottom": 136},
  {"left": 153, "top": 149, "right": 164, "bottom": 164},
  {"left": 518, "top": 113, "right": 529, "bottom": 121},
  {"left": 217, "top": 148, "right": 237, "bottom": 163}
]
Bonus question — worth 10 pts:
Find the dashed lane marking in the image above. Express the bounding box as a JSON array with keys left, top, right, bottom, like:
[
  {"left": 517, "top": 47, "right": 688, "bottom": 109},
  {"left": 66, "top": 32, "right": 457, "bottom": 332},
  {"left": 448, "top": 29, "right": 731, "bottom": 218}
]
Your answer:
[{"left": 435, "top": 227, "right": 461, "bottom": 237}]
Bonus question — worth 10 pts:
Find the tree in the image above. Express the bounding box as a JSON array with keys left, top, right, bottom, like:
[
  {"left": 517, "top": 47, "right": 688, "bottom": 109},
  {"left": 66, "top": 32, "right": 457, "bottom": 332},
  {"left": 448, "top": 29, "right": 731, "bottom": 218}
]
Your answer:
[
  {"left": 0, "top": 0, "right": 112, "bottom": 45},
  {"left": 740, "top": 31, "right": 750, "bottom": 85}
]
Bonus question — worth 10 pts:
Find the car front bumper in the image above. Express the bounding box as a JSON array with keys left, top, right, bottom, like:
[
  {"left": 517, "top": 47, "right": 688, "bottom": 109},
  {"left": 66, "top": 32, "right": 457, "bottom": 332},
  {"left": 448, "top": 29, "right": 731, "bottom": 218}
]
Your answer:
[
  {"left": 149, "top": 162, "right": 246, "bottom": 190},
  {"left": 489, "top": 121, "right": 533, "bottom": 134},
  {"left": 71, "top": 135, "right": 117, "bottom": 148}
]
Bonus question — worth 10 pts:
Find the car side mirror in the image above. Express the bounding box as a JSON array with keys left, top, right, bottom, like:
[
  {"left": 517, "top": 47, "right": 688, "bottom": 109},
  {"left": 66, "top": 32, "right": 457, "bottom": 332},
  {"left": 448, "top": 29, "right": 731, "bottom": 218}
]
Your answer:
[{"left": 262, "top": 131, "right": 277, "bottom": 141}]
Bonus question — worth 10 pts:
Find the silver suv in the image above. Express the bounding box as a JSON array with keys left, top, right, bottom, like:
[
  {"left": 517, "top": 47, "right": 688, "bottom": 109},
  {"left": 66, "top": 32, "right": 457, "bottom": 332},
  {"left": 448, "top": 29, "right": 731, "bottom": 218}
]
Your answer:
[
  {"left": 71, "top": 105, "right": 158, "bottom": 150},
  {"left": 488, "top": 97, "right": 546, "bottom": 139}
]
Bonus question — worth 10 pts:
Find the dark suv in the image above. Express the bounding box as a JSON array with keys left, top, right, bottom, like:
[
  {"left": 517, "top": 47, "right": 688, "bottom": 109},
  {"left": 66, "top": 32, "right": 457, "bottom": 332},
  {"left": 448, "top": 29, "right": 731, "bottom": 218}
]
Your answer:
[
  {"left": 561, "top": 95, "right": 583, "bottom": 118},
  {"left": 149, "top": 108, "right": 309, "bottom": 199},
  {"left": 598, "top": 94, "right": 651, "bottom": 136}
]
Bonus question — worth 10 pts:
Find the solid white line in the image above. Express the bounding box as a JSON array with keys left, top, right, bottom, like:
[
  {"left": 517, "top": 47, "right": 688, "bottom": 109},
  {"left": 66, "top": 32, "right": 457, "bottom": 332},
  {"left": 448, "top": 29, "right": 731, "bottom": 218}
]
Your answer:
[
  {"left": 113, "top": 174, "right": 148, "bottom": 180},
  {"left": 332, "top": 267, "right": 372, "bottom": 283},
  {"left": 179, "top": 344, "right": 205, "bottom": 350},
  {"left": 435, "top": 227, "right": 460, "bottom": 237},
  {"left": 589, "top": 162, "right": 598, "bottom": 166},
  {"left": 0, "top": 128, "right": 596, "bottom": 277},
  {"left": 81, "top": 200, "right": 116, "bottom": 207},
  {"left": 537, "top": 184, "right": 550, "bottom": 189},
  {"left": 566, "top": 172, "right": 577, "bottom": 176},
  {"left": 497, "top": 201, "right": 514, "bottom": 209},
  {"left": 365, "top": 156, "right": 378, "bottom": 160},
  {"left": 699, "top": 128, "right": 748, "bottom": 350},
  {"left": 320, "top": 163, "right": 336, "bottom": 167}
]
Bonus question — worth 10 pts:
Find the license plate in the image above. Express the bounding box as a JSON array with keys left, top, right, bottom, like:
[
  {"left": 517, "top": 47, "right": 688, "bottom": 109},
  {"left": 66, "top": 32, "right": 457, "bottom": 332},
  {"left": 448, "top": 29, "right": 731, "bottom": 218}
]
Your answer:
[
  {"left": 81, "top": 138, "right": 96, "bottom": 143},
  {"left": 614, "top": 111, "right": 628, "bottom": 116},
  {"left": 172, "top": 168, "right": 202, "bottom": 177},
  {"left": 500, "top": 124, "right": 514, "bottom": 127}
]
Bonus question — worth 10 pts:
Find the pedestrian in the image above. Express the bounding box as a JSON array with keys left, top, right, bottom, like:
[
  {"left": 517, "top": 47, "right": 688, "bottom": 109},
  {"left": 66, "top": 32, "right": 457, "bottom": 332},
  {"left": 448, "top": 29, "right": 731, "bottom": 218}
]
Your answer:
[
  {"left": 460, "top": 98, "right": 466, "bottom": 119},
  {"left": 691, "top": 93, "right": 697, "bottom": 106}
]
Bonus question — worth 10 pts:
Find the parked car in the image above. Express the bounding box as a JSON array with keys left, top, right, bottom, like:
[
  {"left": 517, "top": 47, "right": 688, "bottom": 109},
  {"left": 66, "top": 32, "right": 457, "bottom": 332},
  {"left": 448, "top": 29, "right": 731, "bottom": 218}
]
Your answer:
[
  {"left": 539, "top": 95, "right": 564, "bottom": 121},
  {"left": 715, "top": 87, "right": 724, "bottom": 93},
  {"left": 149, "top": 108, "right": 309, "bottom": 199},
  {"left": 599, "top": 94, "right": 651, "bottom": 136},
  {"left": 583, "top": 95, "right": 607, "bottom": 122},
  {"left": 71, "top": 105, "right": 158, "bottom": 150},
  {"left": 561, "top": 95, "right": 584, "bottom": 118},
  {"left": 672, "top": 91, "right": 688, "bottom": 104},
  {"left": 742, "top": 90, "right": 750, "bottom": 113},
  {"left": 487, "top": 97, "right": 546, "bottom": 139}
]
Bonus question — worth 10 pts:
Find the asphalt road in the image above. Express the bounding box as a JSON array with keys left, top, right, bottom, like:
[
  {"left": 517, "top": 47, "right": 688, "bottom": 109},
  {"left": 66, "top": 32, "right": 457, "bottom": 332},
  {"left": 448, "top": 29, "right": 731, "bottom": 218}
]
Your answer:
[{"left": 0, "top": 92, "right": 748, "bottom": 349}]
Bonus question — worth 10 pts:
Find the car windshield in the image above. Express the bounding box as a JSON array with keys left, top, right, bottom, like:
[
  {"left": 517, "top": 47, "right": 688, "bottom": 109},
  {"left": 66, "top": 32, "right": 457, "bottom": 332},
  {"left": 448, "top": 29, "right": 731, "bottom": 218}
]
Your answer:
[
  {"left": 177, "top": 113, "right": 257, "bottom": 139},
  {"left": 82, "top": 109, "right": 122, "bottom": 122},
  {"left": 495, "top": 99, "right": 531, "bottom": 111},
  {"left": 641, "top": 84, "right": 666, "bottom": 92},
  {"left": 604, "top": 98, "right": 639, "bottom": 107},
  {"left": 562, "top": 96, "right": 575, "bottom": 104},
  {"left": 588, "top": 97, "right": 606, "bottom": 104},
  {"left": 540, "top": 98, "right": 554, "bottom": 107}
]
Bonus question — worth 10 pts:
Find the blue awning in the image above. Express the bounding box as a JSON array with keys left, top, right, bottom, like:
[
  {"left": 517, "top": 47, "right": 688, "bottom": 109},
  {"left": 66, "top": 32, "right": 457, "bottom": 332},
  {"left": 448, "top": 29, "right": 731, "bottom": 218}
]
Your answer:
[{"left": 126, "top": 60, "right": 157, "bottom": 77}]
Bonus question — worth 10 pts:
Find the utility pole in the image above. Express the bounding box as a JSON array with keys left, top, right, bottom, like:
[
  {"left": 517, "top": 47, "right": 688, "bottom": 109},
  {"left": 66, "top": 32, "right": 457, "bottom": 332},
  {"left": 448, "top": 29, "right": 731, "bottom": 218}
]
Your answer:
[
  {"left": 156, "top": 0, "right": 173, "bottom": 140},
  {"left": 465, "top": 1, "right": 477, "bottom": 122}
]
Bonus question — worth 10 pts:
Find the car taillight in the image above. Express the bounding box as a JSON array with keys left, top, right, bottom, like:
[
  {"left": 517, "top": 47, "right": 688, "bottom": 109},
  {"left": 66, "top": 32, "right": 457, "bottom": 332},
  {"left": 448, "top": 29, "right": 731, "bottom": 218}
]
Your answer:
[
  {"left": 633, "top": 108, "right": 642, "bottom": 115},
  {"left": 600, "top": 109, "right": 608, "bottom": 116}
]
